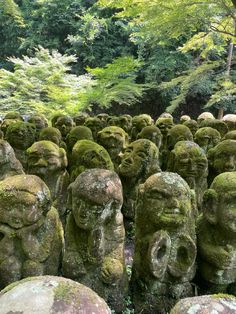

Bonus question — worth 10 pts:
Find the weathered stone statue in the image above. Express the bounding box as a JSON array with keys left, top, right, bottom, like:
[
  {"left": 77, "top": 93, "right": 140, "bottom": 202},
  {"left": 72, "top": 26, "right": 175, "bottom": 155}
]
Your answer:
[
  {"left": 183, "top": 119, "right": 198, "bottom": 136},
  {"left": 208, "top": 139, "right": 236, "bottom": 185},
  {"left": 131, "top": 114, "right": 153, "bottom": 141},
  {"left": 108, "top": 115, "right": 132, "bottom": 135},
  {"left": 84, "top": 117, "right": 105, "bottom": 141},
  {"left": 194, "top": 127, "right": 221, "bottom": 153},
  {"left": 222, "top": 114, "right": 236, "bottom": 131},
  {"left": 97, "top": 126, "right": 128, "bottom": 172},
  {"left": 73, "top": 112, "right": 89, "bottom": 126},
  {"left": 70, "top": 140, "right": 114, "bottom": 182},
  {"left": 197, "top": 112, "right": 215, "bottom": 124},
  {"left": 62, "top": 169, "right": 127, "bottom": 312},
  {"left": 6, "top": 121, "right": 36, "bottom": 169},
  {"left": 137, "top": 125, "right": 162, "bottom": 149},
  {"left": 167, "top": 141, "right": 208, "bottom": 210},
  {"left": 54, "top": 115, "right": 74, "bottom": 140},
  {"left": 0, "top": 140, "right": 24, "bottom": 180},
  {"left": 0, "top": 119, "right": 18, "bottom": 137},
  {"left": 131, "top": 172, "right": 197, "bottom": 314},
  {"left": 118, "top": 139, "right": 160, "bottom": 222},
  {"left": 39, "top": 127, "right": 66, "bottom": 149},
  {"left": 197, "top": 172, "right": 236, "bottom": 294},
  {"left": 180, "top": 115, "right": 191, "bottom": 123},
  {"left": 28, "top": 114, "right": 48, "bottom": 140},
  {"left": 224, "top": 130, "right": 236, "bottom": 140},
  {"left": 4, "top": 111, "right": 24, "bottom": 121},
  {"left": 199, "top": 119, "right": 228, "bottom": 137},
  {"left": 155, "top": 117, "right": 174, "bottom": 157},
  {"left": 26, "top": 141, "right": 69, "bottom": 223},
  {"left": 167, "top": 125, "right": 193, "bottom": 151},
  {"left": 0, "top": 175, "right": 64, "bottom": 289}
]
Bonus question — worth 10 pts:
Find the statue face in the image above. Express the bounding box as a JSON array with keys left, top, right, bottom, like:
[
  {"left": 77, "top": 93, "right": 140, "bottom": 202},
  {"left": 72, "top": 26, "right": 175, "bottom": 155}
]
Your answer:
[
  {"left": 118, "top": 141, "right": 150, "bottom": 178},
  {"left": 213, "top": 145, "right": 236, "bottom": 173},
  {"left": 72, "top": 198, "right": 107, "bottom": 230},
  {"left": 195, "top": 128, "right": 221, "bottom": 152},
  {"left": 7, "top": 123, "right": 35, "bottom": 150},
  {"left": 55, "top": 117, "right": 73, "bottom": 137},
  {"left": 0, "top": 192, "right": 42, "bottom": 229},
  {"left": 140, "top": 173, "right": 191, "bottom": 227},
  {"left": 217, "top": 191, "right": 236, "bottom": 233},
  {"left": 156, "top": 118, "right": 173, "bottom": 135},
  {"left": 98, "top": 127, "right": 127, "bottom": 150},
  {"left": 79, "top": 147, "right": 110, "bottom": 169},
  {"left": 173, "top": 146, "right": 207, "bottom": 180},
  {"left": 27, "top": 144, "right": 62, "bottom": 177}
]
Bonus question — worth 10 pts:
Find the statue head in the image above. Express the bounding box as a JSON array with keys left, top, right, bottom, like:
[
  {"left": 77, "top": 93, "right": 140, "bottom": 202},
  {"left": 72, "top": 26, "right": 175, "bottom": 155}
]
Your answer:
[
  {"left": 84, "top": 117, "right": 104, "bottom": 141},
  {"left": 208, "top": 139, "right": 236, "bottom": 173},
  {"left": 132, "top": 114, "right": 153, "bottom": 132},
  {"left": 155, "top": 117, "right": 174, "bottom": 136},
  {"left": 167, "top": 141, "right": 208, "bottom": 186},
  {"left": 71, "top": 140, "right": 114, "bottom": 181},
  {"left": 194, "top": 127, "right": 221, "bottom": 152},
  {"left": 27, "top": 141, "right": 67, "bottom": 179},
  {"left": 39, "top": 127, "right": 62, "bottom": 146},
  {"left": 180, "top": 115, "right": 191, "bottom": 123},
  {"left": 28, "top": 114, "right": 48, "bottom": 137},
  {"left": 197, "top": 112, "right": 215, "bottom": 124},
  {"left": 199, "top": 119, "right": 228, "bottom": 137},
  {"left": 183, "top": 120, "right": 198, "bottom": 136},
  {"left": 118, "top": 139, "right": 160, "bottom": 181},
  {"left": 166, "top": 124, "right": 193, "bottom": 151},
  {"left": 73, "top": 113, "right": 89, "bottom": 126},
  {"left": 6, "top": 122, "right": 36, "bottom": 150},
  {"left": 54, "top": 115, "right": 74, "bottom": 139},
  {"left": 0, "top": 175, "right": 51, "bottom": 229},
  {"left": 202, "top": 172, "right": 236, "bottom": 234},
  {"left": 4, "top": 112, "right": 24, "bottom": 121},
  {"left": 66, "top": 126, "right": 93, "bottom": 151},
  {"left": 224, "top": 130, "right": 236, "bottom": 140},
  {"left": 97, "top": 126, "right": 128, "bottom": 152},
  {"left": 137, "top": 125, "right": 162, "bottom": 149},
  {"left": 222, "top": 114, "right": 236, "bottom": 131},
  {"left": 68, "top": 169, "right": 123, "bottom": 230}
]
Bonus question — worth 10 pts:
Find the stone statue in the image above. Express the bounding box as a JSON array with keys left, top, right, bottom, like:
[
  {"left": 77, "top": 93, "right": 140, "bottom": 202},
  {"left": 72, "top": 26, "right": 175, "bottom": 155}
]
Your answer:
[
  {"left": 97, "top": 126, "right": 128, "bottom": 172},
  {"left": 197, "top": 112, "right": 215, "bottom": 124},
  {"left": 183, "top": 119, "right": 198, "bottom": 136},
  {"left": 222, "top": 114, "right": 236, "bottom": 131},
  {"left": 26, "top": 141, "right": 69, "bottom": 223},
  {"left": 73, "top": 112, "right": 89, "bottom": 126},
  {"left": 6, "top": 121, "right": 36, "bottom": 169},
  {"left": 54, "top": 115, "right": 74, "bottom": 140},
  {"left": 199, "top": 119, "right": 228, "bottom": 137},
  {"left": 194, "top": 127, "right": 221, "bottom": 153},
  {"left": 137, "top": 125, "right": 162, "bottom": 149},
  {"left": 84, "top": 117, "right": 105, "bottom": 141},
  {"left": 208, "top": 139, "right": 236, "bottom": 185},
  {"left": 0, "top": 140, "right": 24, "bottom": 180},
  {"left": 131, "top": 114, "right": 153, "bottom": 141},
  {"left": 197, "top": 172, "right": 236, "bottom": 294},
  {"left": 224, "top": 130, "right": 236, "bottom": 140},
  {"left": 70, "top": 140, "right": 114, "bottom": 182},
  {"left": 4, "top": 111, "right": 24, "bottom": 121},
  {"left": 28, "top": 114, "right": 48, "bottom": 140},
  {"left": 39, "top": 127, "right": 66, "bottom": 149},
  {"left": 180, "top": 115, "right": 191, "bottom": 123},
  {"left": 62, "top": 169, "right": 127, "bottom": 312},
  {"left": 118, "top": 139, "right": 160, "bottom": 222},
  {"left": 0, "top": 175, "right": 64, "bottom": 289},
  {"left": 131, "top": 172, "right": 197, "bottom": 314},
  {"left": 167, "top": 141, "right": 208, "bottom": 210}
]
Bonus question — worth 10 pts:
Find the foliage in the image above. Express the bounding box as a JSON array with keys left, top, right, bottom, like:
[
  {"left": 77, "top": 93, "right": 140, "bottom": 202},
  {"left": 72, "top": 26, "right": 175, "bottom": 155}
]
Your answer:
[
  {"left": 78, "top": 56, "right": 146, "bottom": 109},
  {"left": 0, "top": 47, "right": 93, "bottom": 116}
]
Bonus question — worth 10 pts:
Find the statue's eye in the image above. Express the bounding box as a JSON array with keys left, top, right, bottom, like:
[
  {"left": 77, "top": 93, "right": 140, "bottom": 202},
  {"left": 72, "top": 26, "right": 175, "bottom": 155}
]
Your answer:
[{"left": 137, "top": 152, "right": 147, "bottom": 159}]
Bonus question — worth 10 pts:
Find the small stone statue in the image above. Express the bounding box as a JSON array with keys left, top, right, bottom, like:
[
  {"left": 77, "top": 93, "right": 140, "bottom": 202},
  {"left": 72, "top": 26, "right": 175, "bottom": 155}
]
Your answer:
[
  {"left": 194, "top": 127, "right": 221, "bottom": 153},
  {"left": 26, "top": 141, "right": 69, "bottom": 223},
  {"left": 62, "top": 169, "right": 127, "bottom": 312},
  {"left": 197, "top": 172, "right": 236, "bottom": 294},
  {"left": 54, "top": 115, "right": 74, "bottom": 140},
  {"left": 0, "top": 175, "right": 64, "bottom": 289},
  {"left": 0, "top": 140, "right": 24, "bottom": 180},
  {"left": 131, "top": 114, "right": 153, "bottom": 141},
  {"left": 131, "top": 172, "right": 197, "bottom": 313},
  {"left": 137, "top": 125, "right": 162, "bottom": 149}
]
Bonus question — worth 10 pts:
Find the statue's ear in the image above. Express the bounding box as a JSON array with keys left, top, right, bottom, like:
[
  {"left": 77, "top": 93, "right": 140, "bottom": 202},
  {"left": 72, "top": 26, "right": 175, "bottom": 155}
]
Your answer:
[
  {"left": 202, "top": 189, "right": 218, "bottom": 225},
  {"left": 59, "top": 148, "right": 68, "bottom": 168}
]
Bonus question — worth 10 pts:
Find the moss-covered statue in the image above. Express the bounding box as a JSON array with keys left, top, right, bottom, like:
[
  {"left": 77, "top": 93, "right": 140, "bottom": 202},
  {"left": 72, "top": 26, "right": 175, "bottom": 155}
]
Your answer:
[
  {"left": 131, "top": 114, "right": 153, "bottom": 141},
  {"left": 97, "top": 126, "right": 128, "bottom": 172},
  {"left": 26, "top": 141, "right": 69, "bottom": 224},
  {"left": 197, "top": 172, "right": 236, "bottom": 294},
  {"left": 224, "top": 130, "right": 236, "bottom": 140},
  {"left": 0, "top": 119, "right": 17, "bottom": 137},
  {"left": 70, "top": 140, "right": 114, "bottom": 182},
  {"left": 0, "top": 140, "right": 24, "bottom": 180},
  {"left": 0, "top": 175, "right": 64, "bottom": 289},
  {"left": 62, "top": 169, "right": 127, "bottom": 312},
  {"left": 207, "top": 139, "right": 236, "bottom": 185},
  {"left": 197, "top": 112, "right": 215, "bottom": 124},
  {"left": 167, "top": 141, "right": 208, "bottom": 210},
  {"left": 28, "top": 114, "right": 49, "bottom": 140},
  {"left": 54, "top": 115, "right": 74, "bottom": 140},
  {"left": 222, "top": 114, "right": 236, "bottom": 131},
  {"left": 199, "top": 119, "right": 228, "bottom": 137},
  {"left": 183, "top": 119, "right": 198, "bottom": 136},
  {"left": 194, "top": 127, "right": 221, "bottom": 153},
  {"left": 6, "top": 121, "right": 36, "bottom": 169},
  {"left": 73, "top": 112, "right": 89, "bottom": 126},
  {"left": 84, "top": 117, "right": 105, "bottom": 141},
  {"left": 180, "top": 115, "right": 191, "bottom": 123},
  {"left": 118, "top": 139, "right": 160, "bottom": 223},
  {"left": 155, "top": 117, "right": 174, "bottom": 157},
  {"left": 108, "top": 115, "right": 132, "bottom": 135},
  {"left": 131, "top": 172, "right": 197, "bottom": 314},
  {"left": 39, "top": 127, "right": 66, "bottom": 149},
  {"left": 4, "top": 111, "right": 24, "bottom": 121},
  {"left": 137, "top": 125, "right": 162, "bottom": 149}
]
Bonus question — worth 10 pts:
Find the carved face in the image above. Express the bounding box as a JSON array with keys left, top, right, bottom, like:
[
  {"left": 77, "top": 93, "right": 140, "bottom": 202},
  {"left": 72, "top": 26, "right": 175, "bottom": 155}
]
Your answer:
[
  {"left": 194, "top": 127, "right": 221, "bottom": 152},
  {"left": 55, "top": 116, "right": 74, "bottom": 138},
  {"left": 137, "top": 126, "right": 162, "bottom": 148},
  {"left": 39, "top": 128, "right": 61, "bottom": 146},
  {"left": 72, "top": 198, "right": 110, "bottom": 230},
  {"left": 6, "top": 122, "right": 36, "bottom": 150},
  {"left": 217, "top": 191, "right": 236, "bottom": 233},
  {"left": 211, "top": 141, "right": 236, "bottom": 173},
  {"left": 98, "top": 127, "right": 127, "bottom": 151},
  {"left": 156, "top": 118, "right": 174, "bottom": 135},
  {"left": 132, "top": 115, "right": 152, "bottom": 132},
  {"left": 27, "top": 142, "right": 65, "bottom": 178},
  {"left": 140, "top": 173, "right": 191, "bottom": 227},
  {"left": 0, "top": 192, "right": 43, "bottom": 229},
  {"left": 118, "top": 140, "right": 151, "bottom": 178},
  {"left": 172, "top": 143, "right": 208, "bottom": 181}
]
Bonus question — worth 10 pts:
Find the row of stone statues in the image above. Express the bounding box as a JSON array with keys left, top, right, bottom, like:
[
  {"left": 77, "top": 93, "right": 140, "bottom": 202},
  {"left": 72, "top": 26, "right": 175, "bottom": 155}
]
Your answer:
[{"left": 0, "top": 110, "right": 235, "bottom": 313}]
